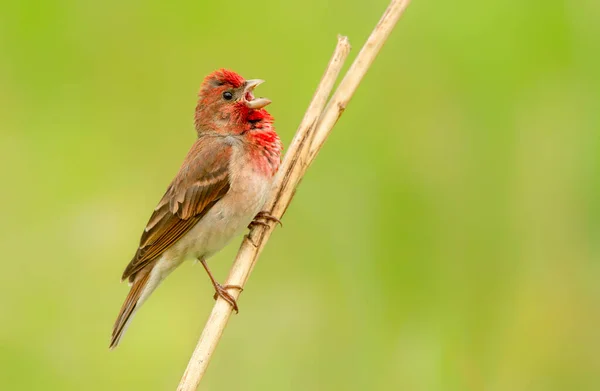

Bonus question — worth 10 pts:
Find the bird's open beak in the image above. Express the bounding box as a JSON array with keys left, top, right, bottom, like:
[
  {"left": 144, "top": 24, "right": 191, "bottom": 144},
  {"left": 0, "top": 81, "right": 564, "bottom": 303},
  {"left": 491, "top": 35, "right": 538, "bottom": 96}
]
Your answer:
[{"left": 243, "top": 79, "right": 271, "bottom": 109}]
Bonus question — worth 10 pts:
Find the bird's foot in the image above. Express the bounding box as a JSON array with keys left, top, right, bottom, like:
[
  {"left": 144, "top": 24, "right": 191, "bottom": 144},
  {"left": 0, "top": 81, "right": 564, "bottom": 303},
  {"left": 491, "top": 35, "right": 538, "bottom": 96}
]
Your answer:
[
  {"left": 256, "top": 211, "right": 283, "bottom": 227},
  {"left": 248, "top": 211, "right": 282, "bottom": 229},
  {"left": 212, "top": 283, "right": 243, "bottom": 313}
]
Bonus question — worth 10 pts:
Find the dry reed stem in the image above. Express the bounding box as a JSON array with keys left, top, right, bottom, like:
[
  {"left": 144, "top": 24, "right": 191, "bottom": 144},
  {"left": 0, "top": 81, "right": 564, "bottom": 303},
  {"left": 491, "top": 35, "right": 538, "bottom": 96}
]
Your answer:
[
  {"left": 308, "top": 0, "right": 412, "bottom": 162},
  {"left": 177, "top": 1, "right": 411, "bottom": 389}
]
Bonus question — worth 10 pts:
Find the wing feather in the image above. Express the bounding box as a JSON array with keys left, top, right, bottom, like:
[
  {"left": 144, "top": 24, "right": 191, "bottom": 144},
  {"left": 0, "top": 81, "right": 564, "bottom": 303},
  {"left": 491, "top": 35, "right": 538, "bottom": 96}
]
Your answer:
[{"left": 121, "top": 137, "right": 232, "bottom": 281}]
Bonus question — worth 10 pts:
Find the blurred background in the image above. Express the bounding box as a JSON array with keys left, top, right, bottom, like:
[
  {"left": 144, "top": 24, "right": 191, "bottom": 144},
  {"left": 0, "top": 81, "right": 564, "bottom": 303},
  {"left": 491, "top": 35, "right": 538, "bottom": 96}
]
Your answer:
[{"left": 1, "top": 0, "right": 599, "bottom": 390}]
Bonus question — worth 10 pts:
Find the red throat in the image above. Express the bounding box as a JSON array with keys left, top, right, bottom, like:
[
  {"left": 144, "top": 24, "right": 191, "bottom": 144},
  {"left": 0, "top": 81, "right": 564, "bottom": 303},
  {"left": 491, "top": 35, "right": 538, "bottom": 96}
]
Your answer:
[
  {"left": 248, "top": 129, "right": 282, "bottom": 177},
  {"left": 245, "top": 109, "right": 281, "bottom": 176}
]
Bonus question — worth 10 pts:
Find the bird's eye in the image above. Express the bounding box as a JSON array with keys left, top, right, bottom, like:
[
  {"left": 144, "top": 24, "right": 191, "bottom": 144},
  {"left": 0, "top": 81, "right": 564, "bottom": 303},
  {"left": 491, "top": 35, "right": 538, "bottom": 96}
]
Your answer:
[{"left": 222, "top": 91, "right": 233, "bottom": 100}]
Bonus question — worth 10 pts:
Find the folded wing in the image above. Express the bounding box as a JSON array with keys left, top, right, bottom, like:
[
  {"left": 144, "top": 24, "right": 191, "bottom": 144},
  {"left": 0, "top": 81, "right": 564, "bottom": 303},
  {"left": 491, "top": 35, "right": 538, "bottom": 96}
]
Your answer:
[{"left": 121, "top": 136, "right": 232, "bottom": 281}]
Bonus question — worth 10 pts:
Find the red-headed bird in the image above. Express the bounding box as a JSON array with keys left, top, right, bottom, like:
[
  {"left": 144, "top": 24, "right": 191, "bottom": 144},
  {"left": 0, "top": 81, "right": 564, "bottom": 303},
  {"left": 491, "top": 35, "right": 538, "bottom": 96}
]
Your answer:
[{"left": 110, "top": 69, "right": 282, "bottom": 349}]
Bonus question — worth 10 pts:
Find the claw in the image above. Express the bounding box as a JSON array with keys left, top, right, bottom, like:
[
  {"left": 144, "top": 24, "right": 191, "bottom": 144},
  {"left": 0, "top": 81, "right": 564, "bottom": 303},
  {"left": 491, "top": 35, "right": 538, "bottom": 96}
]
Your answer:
[
  {"left": 248, "top": 220, "right": 269, "bottom": 229},
  {"left": 199, "top": 258, "right": 243, "bottom": 313},
  {"left": 213, "top": 283, "right": 243, "bottom": 313},
  {"left": 250, "top": 211, "right": 283, "bottom": 228}
]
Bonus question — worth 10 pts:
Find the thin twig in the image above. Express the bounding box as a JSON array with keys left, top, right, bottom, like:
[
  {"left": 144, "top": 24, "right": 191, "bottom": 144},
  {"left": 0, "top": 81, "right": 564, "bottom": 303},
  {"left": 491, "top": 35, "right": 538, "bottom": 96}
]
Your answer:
[
  {"left": 265, "top": 34, "right": 351, "bottom": 221},
  {"left": 177, "top": 1, "right": 411, "bottom": 389},
  {"left": 308, "top": 0, "right": 412, "bottom": 162}
]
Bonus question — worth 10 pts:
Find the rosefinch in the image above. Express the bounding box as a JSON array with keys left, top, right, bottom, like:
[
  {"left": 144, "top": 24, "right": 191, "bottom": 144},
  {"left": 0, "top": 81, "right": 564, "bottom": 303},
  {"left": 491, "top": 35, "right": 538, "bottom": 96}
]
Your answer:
[{"left": 110, "top": 69, "right": 282, "bottom": 349}]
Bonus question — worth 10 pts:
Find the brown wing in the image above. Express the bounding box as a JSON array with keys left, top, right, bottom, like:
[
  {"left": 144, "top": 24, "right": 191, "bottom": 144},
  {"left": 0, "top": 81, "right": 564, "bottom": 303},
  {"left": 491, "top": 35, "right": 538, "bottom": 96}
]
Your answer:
[{"left": 121, "top": 136, "right": 232, "bottom": 281}]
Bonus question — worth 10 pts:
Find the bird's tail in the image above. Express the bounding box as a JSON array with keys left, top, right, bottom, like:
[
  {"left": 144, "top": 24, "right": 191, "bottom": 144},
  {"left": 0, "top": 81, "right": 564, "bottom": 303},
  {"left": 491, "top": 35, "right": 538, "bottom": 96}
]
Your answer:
[{"left": 109, "top": 271, "right": 152, "bottom": 349}]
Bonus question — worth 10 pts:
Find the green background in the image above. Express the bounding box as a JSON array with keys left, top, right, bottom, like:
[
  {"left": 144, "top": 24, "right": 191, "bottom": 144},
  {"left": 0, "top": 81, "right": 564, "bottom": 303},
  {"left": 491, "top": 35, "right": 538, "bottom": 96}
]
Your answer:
[{"left": 1, "top": 0, "right": 599, "bottom": 390}]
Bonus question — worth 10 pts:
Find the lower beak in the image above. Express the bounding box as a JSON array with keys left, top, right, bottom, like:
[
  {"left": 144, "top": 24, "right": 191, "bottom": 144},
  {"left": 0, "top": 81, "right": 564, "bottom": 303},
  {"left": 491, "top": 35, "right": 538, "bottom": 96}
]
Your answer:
[
  {"left": 246, "top": 97, "right": 271, "bottom": 109},
  {"left": 244, "top": 79, "right": 271, "bottom": 109}
]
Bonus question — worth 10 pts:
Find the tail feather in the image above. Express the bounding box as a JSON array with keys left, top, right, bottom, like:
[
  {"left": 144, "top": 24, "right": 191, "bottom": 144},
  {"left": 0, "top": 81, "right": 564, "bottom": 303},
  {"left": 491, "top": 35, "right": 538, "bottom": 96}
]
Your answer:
[{"left": 110, "top": 271, "right": 151, "bottom": 349}]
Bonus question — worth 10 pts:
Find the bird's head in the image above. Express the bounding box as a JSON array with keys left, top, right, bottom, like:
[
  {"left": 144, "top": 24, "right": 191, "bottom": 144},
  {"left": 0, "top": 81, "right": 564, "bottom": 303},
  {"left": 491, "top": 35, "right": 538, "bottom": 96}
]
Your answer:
[{"left": 194, "top": 69, "right": 272, "bottom": 134}]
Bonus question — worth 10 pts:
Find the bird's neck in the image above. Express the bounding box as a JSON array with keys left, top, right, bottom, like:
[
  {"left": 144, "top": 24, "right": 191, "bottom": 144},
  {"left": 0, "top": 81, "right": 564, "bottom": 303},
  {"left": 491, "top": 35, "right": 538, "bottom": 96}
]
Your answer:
[{"left": 246, "top": 127, "right": 282, "bottom": 177}]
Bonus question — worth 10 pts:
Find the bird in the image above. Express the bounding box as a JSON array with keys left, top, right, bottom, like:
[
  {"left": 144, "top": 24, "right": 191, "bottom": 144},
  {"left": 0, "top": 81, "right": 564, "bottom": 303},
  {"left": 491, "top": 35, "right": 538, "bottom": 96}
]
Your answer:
[{"left": 109, "top": 69, "right": 282, "bottom": 349}]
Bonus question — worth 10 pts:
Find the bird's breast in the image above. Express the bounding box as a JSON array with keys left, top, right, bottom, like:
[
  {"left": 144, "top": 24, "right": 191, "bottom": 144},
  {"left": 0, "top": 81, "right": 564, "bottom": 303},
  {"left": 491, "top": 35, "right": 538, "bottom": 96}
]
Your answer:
[
  {"left": 160, "top": 140, "right": 277, "bottom": 263},
  {"left": 168, "top": 154, "right": 273, "bottom": 262}
]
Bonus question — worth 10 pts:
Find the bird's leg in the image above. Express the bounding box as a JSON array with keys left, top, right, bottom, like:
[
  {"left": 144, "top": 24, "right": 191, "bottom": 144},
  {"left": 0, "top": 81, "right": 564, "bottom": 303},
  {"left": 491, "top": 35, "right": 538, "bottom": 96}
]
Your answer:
[
  {"left": 199, "top": 258, "right": 243, "bottom": 313},
  {"left": 248, "top": 210, "right": 283, "bottom": 229}
]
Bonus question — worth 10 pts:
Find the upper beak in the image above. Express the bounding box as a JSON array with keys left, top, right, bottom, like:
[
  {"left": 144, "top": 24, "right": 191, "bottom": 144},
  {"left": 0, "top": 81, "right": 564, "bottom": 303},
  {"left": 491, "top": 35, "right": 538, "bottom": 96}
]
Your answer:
[
  {"left": 244, "top": 79, "right": 264, "bottom": 91},
  {"left": 244, "top": 79, "right": 271, "bottom": 109}
]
